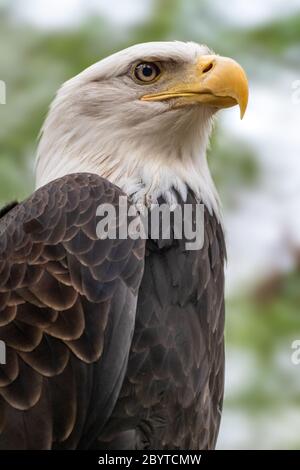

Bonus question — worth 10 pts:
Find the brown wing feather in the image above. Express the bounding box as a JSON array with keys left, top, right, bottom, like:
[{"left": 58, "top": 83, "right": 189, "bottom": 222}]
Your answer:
[{"left": 0, "top": 173, "right": 145, "bottom": 449}]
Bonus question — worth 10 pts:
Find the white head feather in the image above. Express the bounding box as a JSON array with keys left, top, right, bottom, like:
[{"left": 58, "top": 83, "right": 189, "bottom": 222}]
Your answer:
[{"left": 35, "top": 41, "right": 221, "bottom": 220}]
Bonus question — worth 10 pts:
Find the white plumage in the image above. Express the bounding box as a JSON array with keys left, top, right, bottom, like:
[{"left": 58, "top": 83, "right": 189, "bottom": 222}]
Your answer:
[{"left": 35, "top": 41, "right": 222, "bottom": 218}]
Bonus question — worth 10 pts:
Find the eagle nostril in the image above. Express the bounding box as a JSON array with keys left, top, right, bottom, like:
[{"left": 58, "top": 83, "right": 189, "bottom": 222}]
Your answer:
[{"left": 202, "top": 62, "right": 214, "bottom": 74}]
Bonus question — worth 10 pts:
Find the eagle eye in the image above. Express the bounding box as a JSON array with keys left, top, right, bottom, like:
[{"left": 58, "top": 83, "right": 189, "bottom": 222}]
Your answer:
[{"left": 133, "top": 62, "right": 161, "bottom": 83}]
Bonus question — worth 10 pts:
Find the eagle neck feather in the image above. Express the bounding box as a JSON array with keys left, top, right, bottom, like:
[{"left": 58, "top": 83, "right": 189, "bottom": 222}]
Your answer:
[{"left": 35, "top": 94, "right": 222, "bottom": 221}]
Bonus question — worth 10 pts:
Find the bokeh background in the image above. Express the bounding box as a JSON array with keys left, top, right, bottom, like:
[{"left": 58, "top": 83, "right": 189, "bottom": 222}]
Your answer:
[{"left": 1, "top": 0, "right": 300, "bottom": 449}]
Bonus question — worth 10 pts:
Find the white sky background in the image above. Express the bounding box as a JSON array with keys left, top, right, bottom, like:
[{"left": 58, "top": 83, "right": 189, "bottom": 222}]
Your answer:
[
  {"left": 13, "top": 0, "right": 152, "bottom": 28},
  {"left": 10, "top": 0, "right": 300, "bottom": 291},
  {"left": 211, "top": 0, "right": 300, "bottom": 26},
  {"left": 223, "top": 70, "right": 300, "bottom": 291},
  {"left": 12, "top": 0, "right": 300, "bottom": 29}
]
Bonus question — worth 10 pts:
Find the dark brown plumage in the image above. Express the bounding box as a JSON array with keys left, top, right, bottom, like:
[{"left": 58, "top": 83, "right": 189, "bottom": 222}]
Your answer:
[
  {"left": 0, "top": 173, "right": 225, "bottom": 450},
  {"left": 0, "top": 173, "right": 145, "bottom": 449},
  {"left": 98, "top": 192, "right": 226, "bottom": 450}
]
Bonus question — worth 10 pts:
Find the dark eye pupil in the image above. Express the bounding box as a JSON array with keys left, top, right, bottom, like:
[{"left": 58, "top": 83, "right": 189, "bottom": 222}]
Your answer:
[
  {"left": 142, "top": 65, "right": 153, "bottom": 77},
  {"left": 134, "top": 62, "right": 160, "bottom": 82}
]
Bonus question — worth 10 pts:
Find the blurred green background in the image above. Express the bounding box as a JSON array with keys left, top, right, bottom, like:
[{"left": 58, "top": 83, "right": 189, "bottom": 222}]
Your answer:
[{"left": 1, "top": 0, "right": 300, "bottom": 449}]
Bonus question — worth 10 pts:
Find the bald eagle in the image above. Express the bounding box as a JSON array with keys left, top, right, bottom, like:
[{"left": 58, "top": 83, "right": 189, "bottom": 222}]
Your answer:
[{"left": 0, "top": 41, "right": 248, "bottom": 450}]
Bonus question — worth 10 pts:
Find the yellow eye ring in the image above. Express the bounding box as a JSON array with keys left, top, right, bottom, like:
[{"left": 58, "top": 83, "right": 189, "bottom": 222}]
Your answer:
[{"left": 133, "top": 62, "right": 161, "bottom": 83}]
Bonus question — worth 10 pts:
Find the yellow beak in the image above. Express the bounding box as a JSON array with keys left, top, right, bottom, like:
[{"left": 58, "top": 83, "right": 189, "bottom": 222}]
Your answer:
[{"left": 141, "top": 55, "right": 249, "bottom": 119}]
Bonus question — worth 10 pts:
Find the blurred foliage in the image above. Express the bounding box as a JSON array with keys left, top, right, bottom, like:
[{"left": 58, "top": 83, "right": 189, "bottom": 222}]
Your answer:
[
  {"left": 228, "top": 270, "right": 300, "bottom": 356},
  {"left": 208, "top": 126, "right": 259, "bottom": 206},
  {"left": 242, "top": 13, "right": 300, "bottom": 56},
  {"left": 1, "top": 0, "right": 300, "bottom": 450},
  {"left": 223, "top": 262, "right": 300, "bottom": 448}
]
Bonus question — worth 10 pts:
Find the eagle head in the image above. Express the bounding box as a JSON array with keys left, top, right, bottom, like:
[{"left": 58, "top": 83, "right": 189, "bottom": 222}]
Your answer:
[{"left": 36, "top": 41, "right": 248, "bottom": 218}]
